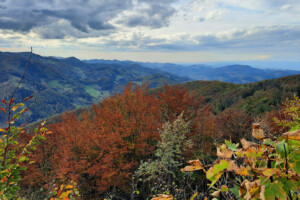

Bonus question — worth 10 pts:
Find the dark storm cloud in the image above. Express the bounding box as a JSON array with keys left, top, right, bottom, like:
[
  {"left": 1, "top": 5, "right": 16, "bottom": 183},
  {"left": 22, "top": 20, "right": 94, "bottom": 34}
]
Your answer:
[{"left": 0, "top": 0, "right": 177, "bottom": 38}]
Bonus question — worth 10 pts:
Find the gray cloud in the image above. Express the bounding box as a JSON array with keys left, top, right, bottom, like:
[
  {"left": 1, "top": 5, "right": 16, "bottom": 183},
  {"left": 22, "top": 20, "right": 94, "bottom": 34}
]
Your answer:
[
  {"left": 117, "top": 1, "right": 178, "bottom": 28},
  {"left": 0, "top": 0, "right": 178, "bottom": 38},
  {"left": 104, "top": 26, "right": 300, "bottom": 52}
]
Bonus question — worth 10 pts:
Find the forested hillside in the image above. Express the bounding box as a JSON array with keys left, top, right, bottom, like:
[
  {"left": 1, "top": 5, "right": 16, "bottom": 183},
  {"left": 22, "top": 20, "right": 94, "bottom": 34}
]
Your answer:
[
  {"left": 154, "top": 74, "right": 300, "bottom": 115},
  {"left": 0, "top": 52, "right": 187, "bottom": 125},
  {"left": 25, "top": 74, "right": 300, "bottom": 129}
]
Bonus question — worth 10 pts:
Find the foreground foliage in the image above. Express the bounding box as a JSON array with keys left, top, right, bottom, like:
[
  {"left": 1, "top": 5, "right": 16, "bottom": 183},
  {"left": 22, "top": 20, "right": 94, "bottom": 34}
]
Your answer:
[{"left": 181, "top": 96, "right": 300, "bottom": 199}]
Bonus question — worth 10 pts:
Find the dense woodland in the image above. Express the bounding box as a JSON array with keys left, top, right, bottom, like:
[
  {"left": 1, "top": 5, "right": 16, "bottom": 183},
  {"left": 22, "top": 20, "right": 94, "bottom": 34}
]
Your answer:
[{"left": 1, "top": 79, "right": 299, "bottom": 199}]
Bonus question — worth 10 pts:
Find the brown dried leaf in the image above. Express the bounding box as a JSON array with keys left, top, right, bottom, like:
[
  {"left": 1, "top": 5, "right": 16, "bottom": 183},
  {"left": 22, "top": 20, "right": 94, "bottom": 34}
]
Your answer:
[
  {"left": 241, "top": 138, "right": 257, "bottom": 150},
  {"left": 151, "top": 194, "right": 173, "bottom": 200},
  {"left": 236, "top": 166, "right": 250, "bottom": 176},
  {"left": 252, "top": 128, "right": 265, "bottom": 140},
  {"left": 211, "top": 190, "right": 220, "bottom": 197},
  {"left": 181, "top": 159, "right": 205, "bottom": 172},
  {"left": 283, "top": 129, "right": 300, "bottom": 140},
  {"left": 217, "top": 147, "right": 233, "bottom": 159},
  {"left": 227, "top": 161, "right": 239, "bottom": 171},
  {"left": 243, "top": 180, "right": 261, "bottom": 200},
  {"left": 23, "top": 95, "right": 34, "bottom": 102}
]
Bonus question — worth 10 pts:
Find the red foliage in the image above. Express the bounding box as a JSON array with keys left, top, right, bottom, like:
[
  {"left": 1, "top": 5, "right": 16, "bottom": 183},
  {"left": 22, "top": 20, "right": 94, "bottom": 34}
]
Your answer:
[
  {"left": 22, "top": 84, "right": 212, "bottom": 196},
  {"left": 261, "top": 106, "right": 291, "bottom": 137},
  {"left": 215, "top": 109, "right": 252, "bottom": 142}
]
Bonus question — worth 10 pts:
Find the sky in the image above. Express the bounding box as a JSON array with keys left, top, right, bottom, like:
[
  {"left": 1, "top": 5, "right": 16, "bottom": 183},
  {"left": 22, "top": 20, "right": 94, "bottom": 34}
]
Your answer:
[{"left": 0, "top": 0, "right": 300, "bottom": 65}]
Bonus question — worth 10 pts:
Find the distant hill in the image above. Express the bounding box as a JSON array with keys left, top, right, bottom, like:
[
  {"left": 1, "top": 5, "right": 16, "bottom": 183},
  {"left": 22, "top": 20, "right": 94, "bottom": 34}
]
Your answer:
[
  {"left": 168, "top": 74, "right": 300, "bottom": 115},
  {"left": 0, "top": 52, "right": 188, "bottom": 124},
  {"left": 86, "top": 59, "right": 300, "bottom": 84},
  {"left": 27, "top": 74, "right": 300, "bottom": 129}
]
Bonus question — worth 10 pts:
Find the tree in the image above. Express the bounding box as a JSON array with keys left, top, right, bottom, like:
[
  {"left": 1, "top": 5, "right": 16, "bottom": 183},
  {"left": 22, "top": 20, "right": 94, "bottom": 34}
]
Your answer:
[
  {"left": 135, "top": 113, "right": 192, "bottom": 199},
  {"left": 23, "top": 83, "right": 211, "bottom": 198},
  {"left": 215, "top": 109, "right": 252, "bottom": 143}
]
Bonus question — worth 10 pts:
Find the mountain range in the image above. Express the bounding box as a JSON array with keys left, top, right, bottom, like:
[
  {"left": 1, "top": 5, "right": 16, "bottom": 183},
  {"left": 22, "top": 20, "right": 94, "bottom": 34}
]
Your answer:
[
  {"left": 0, "top": 51, "right": 299, "bottom": 124},
  {"left": 0, "top": 52, "right": 186, "bottom": 124},
  {"left": 85, "top": 59, "right": 300, "bottom": 84}
]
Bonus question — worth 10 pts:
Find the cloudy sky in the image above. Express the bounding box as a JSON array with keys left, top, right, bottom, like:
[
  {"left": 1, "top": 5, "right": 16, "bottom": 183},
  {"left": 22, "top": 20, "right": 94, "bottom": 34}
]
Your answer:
[{"left": 0, "top": 0, "right": 300, "bottom": 64}]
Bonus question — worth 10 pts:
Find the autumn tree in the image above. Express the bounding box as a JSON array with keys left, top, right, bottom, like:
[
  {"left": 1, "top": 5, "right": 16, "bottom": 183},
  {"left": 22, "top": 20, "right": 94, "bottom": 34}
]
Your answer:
[
  {"left": 23, "top": 83, "right": 211, "bottom": 198},
  {"left": 215, "top": 109, "right": 252, "bottom": 143}
]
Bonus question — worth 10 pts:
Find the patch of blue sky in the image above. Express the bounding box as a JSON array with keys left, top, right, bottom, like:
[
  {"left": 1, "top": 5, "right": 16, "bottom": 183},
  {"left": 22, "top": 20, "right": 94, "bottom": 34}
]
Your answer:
[{"left": 218, "top": 2, "right": 264, "bottom": 13}]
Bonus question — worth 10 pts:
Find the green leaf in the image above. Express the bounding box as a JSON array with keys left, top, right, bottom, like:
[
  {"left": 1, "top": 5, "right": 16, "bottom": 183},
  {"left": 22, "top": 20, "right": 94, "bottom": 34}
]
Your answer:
[
  {"left": 18, "top": 155, "right": 28, "bottom": 163},
  {"left": 13, "top": 113, "right": 21, "bottom": 120},
  {"left": 264, "top": 181, "right": 287, "bottom": 200},
  {"left": 225, "top": 140, "right": 238, "bottom": 151},
  {"left": 275, "top": 140, "right": 288, "bottom": 158},
  {"left": 19, "top": 166, "right": 27, "bottom": 171},
  {"left": 214, "top": 160, "right": 230, "bottom": 172},
  {"left": 40, "top": 127, "right": 48, "bottom": 132},
  {"left": 206, "top": 160, "right": 229, "bottom": 187},
  {"left": 288, "top": 139, "right": 300, "bottom": 149},
  {"left": 292, "top": 160, "right": 300, "bottom": 175},
  {"left": 230, "top": 185, "right": 239, "bottom": 197},
  {"left": 289, "top": 125, "right": 299, "bottom": 132},
  {"left": 278, "top": 178, "right": 298, "bottom": 192},
  {"left": 264, "top": 139, "right": 275, "bottom": 146}
]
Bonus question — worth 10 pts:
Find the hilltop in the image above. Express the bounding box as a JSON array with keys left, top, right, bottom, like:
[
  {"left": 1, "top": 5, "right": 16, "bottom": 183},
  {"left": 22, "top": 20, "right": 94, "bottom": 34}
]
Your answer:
[
  {"left": 153, "top": 74, "right": 300, "bottom": 115},
  {"left": 0, "top": 52, "right": 187, "bottom": 124}
]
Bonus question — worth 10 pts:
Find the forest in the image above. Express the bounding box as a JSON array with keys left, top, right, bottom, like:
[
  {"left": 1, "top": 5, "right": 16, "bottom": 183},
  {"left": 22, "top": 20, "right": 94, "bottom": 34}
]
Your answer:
[{"left": 0, "top": 79, "right": 299, "bottom": 199}]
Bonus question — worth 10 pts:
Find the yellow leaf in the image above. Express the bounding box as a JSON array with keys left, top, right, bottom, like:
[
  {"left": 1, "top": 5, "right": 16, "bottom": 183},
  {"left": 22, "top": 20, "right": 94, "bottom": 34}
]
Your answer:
[
  {"left": 262, "top": 168, "right": 280, "bottom": 176},
  {"left": 190, "top": 192, "right": 197, "bottom": 200},
  {"left": 151, "top": 194, "right": 173, "bottom": 200},
  {"left": 181, "top": 159, "right": 205, "bottom": 172},
  {"left": 283, "top": 130, "right": 300, "bottom": 140},
  {"left": 60, "top": 191, "right": 72, "bottom": 198},
  {"left": 0, "top": 128, "right": 5, "bottom": 132},
  {"left": 65, "top": 184, "right": 73, "bottom": 189},
  {"left": 11, "top": 106, "right": 18, "bottom": 111}
]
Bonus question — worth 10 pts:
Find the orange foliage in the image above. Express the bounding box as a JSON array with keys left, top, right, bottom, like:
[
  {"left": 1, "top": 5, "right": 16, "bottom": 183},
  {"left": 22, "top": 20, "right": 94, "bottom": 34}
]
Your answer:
[{"left": 22, "top": 84, "right": 212, "bottom": 196}]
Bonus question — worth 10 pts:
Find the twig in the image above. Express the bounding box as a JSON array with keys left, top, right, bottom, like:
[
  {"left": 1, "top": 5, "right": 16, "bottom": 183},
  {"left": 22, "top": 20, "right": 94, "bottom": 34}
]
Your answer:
[{"left": 2, "top": 47, "right": 32, "bottom": 168}]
